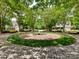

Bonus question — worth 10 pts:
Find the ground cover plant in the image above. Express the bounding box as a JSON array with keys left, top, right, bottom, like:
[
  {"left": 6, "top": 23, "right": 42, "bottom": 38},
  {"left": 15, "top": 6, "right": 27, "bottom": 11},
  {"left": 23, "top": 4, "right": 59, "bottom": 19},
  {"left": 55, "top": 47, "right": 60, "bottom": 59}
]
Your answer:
[{"left": 7, "top": 33, "right": 76, "bottom": 47}]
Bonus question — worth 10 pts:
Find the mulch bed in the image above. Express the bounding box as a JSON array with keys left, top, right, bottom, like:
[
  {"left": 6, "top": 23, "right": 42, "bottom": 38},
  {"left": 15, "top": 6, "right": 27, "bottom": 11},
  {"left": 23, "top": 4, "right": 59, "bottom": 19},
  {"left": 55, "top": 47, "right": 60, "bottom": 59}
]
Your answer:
[{"left": 21, "top": 33, "right": 61, "bottom": 40}]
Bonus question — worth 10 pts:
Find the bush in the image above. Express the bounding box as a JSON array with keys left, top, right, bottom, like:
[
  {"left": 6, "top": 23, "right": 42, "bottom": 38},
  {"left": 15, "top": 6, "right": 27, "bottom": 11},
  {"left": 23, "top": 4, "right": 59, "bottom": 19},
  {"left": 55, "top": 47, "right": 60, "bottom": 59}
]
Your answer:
[
  {"left": 7, "top": 34, "right": 22, "bottom": 44},
  {"left": 7, "top": 34, "right": 76, "bottom": 47},
  {"left": 56, "top": 35, "right": 76, "bottom": 45}
]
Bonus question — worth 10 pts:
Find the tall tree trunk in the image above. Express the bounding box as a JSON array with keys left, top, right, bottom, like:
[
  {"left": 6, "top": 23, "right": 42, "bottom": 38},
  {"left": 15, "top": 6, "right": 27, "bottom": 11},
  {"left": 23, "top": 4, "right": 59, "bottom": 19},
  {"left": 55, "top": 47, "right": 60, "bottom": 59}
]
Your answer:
[
  {"left": 62, "top": 20, "right": 66, "bottom": 32},
  {"left": 0, "top": 17, "right": 3, "bottom": 32},
  {"left": 0, "top": 19, "right": 1, "bottom": 33}
]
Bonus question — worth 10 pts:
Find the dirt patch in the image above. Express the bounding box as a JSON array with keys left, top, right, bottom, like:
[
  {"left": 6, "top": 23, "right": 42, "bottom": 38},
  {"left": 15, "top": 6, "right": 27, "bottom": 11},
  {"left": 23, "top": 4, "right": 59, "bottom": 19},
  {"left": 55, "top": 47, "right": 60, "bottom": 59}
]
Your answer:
[{"left": 21, "top": 33, "right": 61, "bottom": 40}]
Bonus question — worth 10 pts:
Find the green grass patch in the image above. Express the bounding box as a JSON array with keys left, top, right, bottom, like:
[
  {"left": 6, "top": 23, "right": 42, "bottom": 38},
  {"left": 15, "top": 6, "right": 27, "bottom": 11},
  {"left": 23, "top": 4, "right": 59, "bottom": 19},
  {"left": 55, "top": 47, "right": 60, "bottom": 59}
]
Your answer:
[{"left": 7, "top": 34, "right": 76, "bottom": 47}]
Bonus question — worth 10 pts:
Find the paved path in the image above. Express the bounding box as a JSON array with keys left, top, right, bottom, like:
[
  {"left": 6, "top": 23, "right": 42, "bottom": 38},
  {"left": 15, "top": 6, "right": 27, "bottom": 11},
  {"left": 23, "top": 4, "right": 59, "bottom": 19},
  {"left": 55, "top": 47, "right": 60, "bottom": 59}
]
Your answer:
[
  {"left": 0, "top": 33, "right": 12, "bottom": 39},
  {"left": 0, "top": 33, "right": 79, "bottom": 59},
  {"left": 0, "top": 42, "right": 79, "bottom": 59},
  {"left": 71, "top": 34, "right": 79, "bottom": 42}
]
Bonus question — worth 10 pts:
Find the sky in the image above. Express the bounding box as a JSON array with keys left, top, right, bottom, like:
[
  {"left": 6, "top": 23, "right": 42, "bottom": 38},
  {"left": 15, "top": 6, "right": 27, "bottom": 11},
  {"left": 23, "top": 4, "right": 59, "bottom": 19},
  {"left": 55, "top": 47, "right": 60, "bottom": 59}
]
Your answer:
[{"left": 29, "top": 0, "right": 37, "bottom": 8}]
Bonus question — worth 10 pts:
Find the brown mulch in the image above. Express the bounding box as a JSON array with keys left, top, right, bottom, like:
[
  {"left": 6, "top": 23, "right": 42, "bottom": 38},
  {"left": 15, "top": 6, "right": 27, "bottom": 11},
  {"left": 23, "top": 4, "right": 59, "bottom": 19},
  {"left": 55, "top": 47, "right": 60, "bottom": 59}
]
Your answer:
[{"left": 21, "top": 33, "right": 61, "bottom": 40}]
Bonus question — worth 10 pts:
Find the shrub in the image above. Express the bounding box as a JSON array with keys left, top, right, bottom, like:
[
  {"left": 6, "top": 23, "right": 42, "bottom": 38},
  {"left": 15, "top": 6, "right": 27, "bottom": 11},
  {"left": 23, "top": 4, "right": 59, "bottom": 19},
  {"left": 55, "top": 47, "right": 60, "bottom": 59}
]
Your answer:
[
  {"left": 7, "top": 34, "right": 22, "bottom": 44},
  {"left": 56, "top": 35, "right": 76, "bottom": 45},
  {"left": 7, "top": 34, "right": 76, "bottom": 47}
]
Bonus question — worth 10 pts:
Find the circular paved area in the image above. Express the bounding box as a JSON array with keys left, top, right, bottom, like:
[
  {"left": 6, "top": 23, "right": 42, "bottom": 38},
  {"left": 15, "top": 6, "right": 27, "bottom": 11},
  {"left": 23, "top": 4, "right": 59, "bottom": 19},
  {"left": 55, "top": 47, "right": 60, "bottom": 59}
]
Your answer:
[{"left": 0, "top": 33, "right": 79, "bottom": 59}]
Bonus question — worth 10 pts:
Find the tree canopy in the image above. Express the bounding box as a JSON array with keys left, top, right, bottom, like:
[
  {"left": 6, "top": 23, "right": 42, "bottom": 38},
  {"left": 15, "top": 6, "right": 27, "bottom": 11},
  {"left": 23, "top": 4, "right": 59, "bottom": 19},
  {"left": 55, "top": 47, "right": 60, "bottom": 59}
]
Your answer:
[{"left": 0, "top": 0, "right": 79, "bottom": 31}]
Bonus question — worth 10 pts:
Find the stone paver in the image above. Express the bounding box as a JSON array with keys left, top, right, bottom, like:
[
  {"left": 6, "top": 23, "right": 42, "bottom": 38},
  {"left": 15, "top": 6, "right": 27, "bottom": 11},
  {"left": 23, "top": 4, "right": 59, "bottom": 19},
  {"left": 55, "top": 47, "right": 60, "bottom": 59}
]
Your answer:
[
  {"left": 0, "top": 33, "right": 12, "bottom": 39},
  {"left": 0, "top": 33, "right": 79, "bottom": 59},
  {"left": 72, "top": 34, "right": 79, "bottom": 42},
  {"left": 0, "top": 43, "right": 79, "bottom": 59}
]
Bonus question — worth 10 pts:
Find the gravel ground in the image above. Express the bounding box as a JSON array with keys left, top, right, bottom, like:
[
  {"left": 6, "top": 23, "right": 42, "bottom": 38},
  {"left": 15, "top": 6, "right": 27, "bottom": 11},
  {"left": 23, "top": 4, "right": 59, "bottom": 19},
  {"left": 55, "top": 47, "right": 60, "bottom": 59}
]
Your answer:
[
  {"left": 0, "top": 33, "right": 79, "bottom": 59},
  {"left": 0, "top": 43, "right": 79, "bottom": 59}
]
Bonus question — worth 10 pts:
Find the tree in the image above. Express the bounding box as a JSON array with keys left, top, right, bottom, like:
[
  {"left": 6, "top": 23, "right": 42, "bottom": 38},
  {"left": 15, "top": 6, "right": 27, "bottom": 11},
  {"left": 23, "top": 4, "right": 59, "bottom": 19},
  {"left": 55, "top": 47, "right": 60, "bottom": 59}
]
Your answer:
[{"left": 0, "top": 0, "right": 79, "bottom": 32}]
